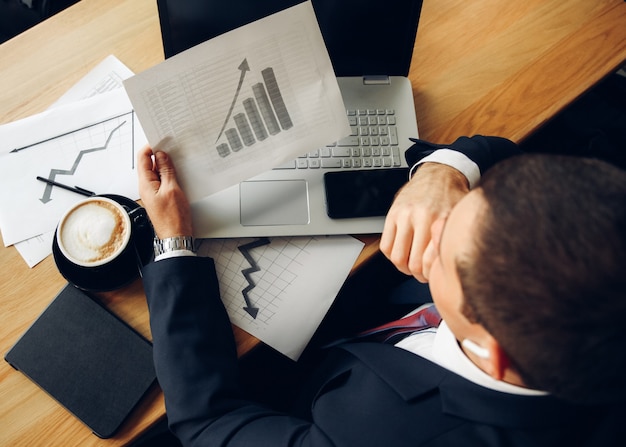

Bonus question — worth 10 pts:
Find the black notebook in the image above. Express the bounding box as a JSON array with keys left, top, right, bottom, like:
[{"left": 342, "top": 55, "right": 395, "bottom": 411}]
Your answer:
[{"left": 4, "top": 284, "right": 156, "bottom": 438}]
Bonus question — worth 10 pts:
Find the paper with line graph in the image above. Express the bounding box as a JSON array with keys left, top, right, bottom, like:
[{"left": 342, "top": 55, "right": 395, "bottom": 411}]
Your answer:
[
  {"left": 0, "top": 89, "right": 146, "bottom": 246},
  {"left": 124, "top": 1, "right": 349, "bottom": 203},
  {"left": 197, "top": 235, "right": 364, "bottom": 360}
]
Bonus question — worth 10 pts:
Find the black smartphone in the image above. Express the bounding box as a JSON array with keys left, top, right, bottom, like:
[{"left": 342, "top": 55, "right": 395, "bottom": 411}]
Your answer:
[{"left": 323, "top": 168, "right": 409, "bottom": 219}]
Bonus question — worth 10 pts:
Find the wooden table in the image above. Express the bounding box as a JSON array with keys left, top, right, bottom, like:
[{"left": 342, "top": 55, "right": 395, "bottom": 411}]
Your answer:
[{"left": 1, "top": 0, "right": 625, "bottom": 445}]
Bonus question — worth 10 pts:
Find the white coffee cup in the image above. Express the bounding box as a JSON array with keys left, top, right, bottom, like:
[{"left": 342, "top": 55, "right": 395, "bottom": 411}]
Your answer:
[{"left": 56, "top": 196, "right": 132, "bottom": 268}]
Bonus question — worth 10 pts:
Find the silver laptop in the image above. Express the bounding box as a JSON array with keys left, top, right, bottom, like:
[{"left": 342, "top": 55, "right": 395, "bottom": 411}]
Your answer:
[{"left": 156, "top": 0, "right": 423, "bottom": 238}]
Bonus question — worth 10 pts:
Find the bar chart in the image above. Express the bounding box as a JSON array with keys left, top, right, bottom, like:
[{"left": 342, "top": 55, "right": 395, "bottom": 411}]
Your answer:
[{"left": 216, "top": 62, "right": 293, "bottom": 158}]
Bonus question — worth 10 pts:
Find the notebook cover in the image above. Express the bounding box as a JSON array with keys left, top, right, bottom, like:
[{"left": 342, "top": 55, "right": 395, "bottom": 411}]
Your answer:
[{"left": 4, "top": 284, "right": 156, "bottom": 438}]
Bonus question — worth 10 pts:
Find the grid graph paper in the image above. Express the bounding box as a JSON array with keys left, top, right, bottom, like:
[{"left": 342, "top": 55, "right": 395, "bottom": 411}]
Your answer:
[{"left": 196, "top": 235, "right": 364, "bottom": 359}]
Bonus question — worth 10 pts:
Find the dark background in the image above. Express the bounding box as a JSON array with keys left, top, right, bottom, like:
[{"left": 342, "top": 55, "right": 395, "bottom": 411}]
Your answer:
[{"left": 0, "top": 0, "right": 79, "bottom": 43}]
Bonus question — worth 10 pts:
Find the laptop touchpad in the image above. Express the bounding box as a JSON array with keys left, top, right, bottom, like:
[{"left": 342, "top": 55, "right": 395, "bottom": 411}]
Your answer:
[{"left": 240, "top": 180, "right": 310, "bottom": 226}]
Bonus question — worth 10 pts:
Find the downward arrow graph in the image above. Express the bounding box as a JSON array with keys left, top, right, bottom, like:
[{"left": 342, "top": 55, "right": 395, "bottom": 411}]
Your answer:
[{"left": 238, "top": 237, "right": 271, "bottom": 319}]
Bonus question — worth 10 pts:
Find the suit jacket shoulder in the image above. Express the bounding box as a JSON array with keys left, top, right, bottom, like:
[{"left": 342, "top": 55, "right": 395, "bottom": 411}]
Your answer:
[{"left": 332, "top": 343, "right": 624, "bottom": 446}]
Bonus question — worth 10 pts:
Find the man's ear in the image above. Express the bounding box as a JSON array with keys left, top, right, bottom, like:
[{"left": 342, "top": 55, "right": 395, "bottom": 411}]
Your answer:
[
  {"left": 462, "top": 334, "right": 509, "bottom": 381},
  {"left": 481, "top": 336, "right": 509, "bottom": 380}
]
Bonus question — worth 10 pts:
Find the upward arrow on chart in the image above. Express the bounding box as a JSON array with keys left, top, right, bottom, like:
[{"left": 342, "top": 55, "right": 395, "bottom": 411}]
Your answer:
[
  {"left": 215, "top": 58, "right": 250, "bottom": 143},
  {"left": 39, "top": 121, "right": 126, "bottom": 203}
]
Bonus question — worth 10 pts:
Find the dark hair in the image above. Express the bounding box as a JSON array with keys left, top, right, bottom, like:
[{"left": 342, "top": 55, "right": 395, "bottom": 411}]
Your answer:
[{"left": 457, "top": 153, "right": 626, "bottom": 404}]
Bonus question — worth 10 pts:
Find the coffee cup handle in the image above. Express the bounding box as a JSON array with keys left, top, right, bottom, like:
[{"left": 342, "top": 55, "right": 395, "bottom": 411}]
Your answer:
[
  {"left": 127, "top": 206, "right": 150, "bottom": 229},
  {"left": 124, "top": 206, "right": 153, "bottom": 274}
]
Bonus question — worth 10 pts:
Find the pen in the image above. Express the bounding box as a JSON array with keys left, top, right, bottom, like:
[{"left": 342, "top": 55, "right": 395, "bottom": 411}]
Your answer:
[{"left": 36, "top": 176, "right": 96, "bottom": 197}]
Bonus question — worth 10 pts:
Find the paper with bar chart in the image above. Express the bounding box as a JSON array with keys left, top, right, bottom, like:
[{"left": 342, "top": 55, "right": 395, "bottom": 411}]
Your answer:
[
  {"left": 197, "top": 235, "right": 364, "bottom": 360},
  {"left": 124, "top": 1, "right": 350, "bottom": 202}
]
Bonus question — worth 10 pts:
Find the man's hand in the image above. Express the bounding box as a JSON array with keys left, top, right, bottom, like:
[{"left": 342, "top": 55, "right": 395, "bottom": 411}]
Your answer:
[
  {"left": 380, "top": 162, "right": 469, "bottom": 282},
  {"left": 137, "top": 145, "right": 193, "bottom": 239}
]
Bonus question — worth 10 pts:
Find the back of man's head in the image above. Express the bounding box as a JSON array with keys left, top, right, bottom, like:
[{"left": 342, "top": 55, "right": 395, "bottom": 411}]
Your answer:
[{"left": 457, "top": 153, "right": 626, "bottom": 404}]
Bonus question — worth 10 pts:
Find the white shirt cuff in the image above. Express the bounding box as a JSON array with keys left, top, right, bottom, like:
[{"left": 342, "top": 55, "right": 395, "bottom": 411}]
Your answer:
[
  {"left": 154, "top": 249, "right": 197, "bottom": 262},
  {"left": 410, "top": 149, "right": 481, "bottom": 189}
]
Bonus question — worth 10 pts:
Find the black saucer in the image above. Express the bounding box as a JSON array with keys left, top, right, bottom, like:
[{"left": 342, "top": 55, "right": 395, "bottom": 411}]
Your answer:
[{"left": 52, "top": 195, "right": 154, "bottom": 292}]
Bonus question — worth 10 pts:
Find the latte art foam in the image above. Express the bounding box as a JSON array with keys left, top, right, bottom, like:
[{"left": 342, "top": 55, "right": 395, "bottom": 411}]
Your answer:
[{"left": 59, "top": 200, "right": 129, "bottom": 264}]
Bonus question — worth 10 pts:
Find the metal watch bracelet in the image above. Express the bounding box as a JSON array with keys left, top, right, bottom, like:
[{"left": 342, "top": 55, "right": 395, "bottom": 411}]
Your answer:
[{"left": 153, "top": 236, "right": 195, "bottom": 257}]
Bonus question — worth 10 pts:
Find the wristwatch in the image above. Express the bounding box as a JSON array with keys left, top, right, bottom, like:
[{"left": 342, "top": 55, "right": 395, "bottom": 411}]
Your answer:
[{"left": 153, "top": 236, "right": 195, "bottom": 257}]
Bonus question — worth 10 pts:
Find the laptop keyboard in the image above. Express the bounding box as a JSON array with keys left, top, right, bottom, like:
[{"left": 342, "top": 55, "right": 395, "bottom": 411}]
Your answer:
[{"left": 275, "top": 109, "right": 402, "bottom": 170}]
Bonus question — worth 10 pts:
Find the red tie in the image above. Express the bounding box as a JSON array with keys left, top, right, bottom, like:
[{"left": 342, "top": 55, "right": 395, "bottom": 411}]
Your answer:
[{"left": 355, "top": 303, "right": 442, "bottom": 344}]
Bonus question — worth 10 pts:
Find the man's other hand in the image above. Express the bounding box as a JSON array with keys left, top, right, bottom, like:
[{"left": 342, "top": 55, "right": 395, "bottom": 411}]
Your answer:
[{"left": 380, "top": 163, "right": 469, "bottom": 282}]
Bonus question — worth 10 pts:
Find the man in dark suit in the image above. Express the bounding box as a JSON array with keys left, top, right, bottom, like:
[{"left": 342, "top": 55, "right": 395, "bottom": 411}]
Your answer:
[{"left": 138, "top": 136, "right": 626, "bottom": 446}]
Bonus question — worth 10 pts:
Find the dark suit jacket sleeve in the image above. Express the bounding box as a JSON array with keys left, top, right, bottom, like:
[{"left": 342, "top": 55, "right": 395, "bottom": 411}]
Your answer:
[
  {"left": 405, "top": 135, "right": 522, "bottom": 174},
  {"left": 142, "top": 256, "right": 333, "bottom": 447}
]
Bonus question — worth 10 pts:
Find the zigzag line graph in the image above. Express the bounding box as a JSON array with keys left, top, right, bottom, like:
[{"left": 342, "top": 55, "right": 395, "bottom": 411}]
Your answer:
[
  {"left": 238, "top": 237, "right": 271, "bottom": 319},
  {"left": 39, "top": 120, "right": 126, "bottom": 203}
]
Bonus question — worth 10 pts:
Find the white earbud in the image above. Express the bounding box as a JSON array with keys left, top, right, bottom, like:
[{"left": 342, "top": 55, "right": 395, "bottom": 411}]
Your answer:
[{"left": 461, "top": 339, "right": 490, "bottom": 359}]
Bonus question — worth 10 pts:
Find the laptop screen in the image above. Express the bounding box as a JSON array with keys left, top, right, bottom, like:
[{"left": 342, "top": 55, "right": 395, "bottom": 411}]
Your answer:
[{"left": 156, "top": 0, "right": 423, "bottom": 77}]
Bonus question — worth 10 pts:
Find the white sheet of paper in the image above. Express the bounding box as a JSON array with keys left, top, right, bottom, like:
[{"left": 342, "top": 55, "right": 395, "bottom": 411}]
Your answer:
[
  {"left": 51, "top": 55, "right": 134, "bottom": 107},
  {"left": 0, "top": 89, "right": 146, "bottom": 247},
  {"left": 124, "top": 1, "right": 350, "bottom": 203},
  {"left": 14, "top": 232, "right": 54, "bottom": 268},
  {"left": 197, "top": 235, "right": 364, "bottom": 360},
  {"left": 11, "top": 56, "right": 136, "bottom": 266}
]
